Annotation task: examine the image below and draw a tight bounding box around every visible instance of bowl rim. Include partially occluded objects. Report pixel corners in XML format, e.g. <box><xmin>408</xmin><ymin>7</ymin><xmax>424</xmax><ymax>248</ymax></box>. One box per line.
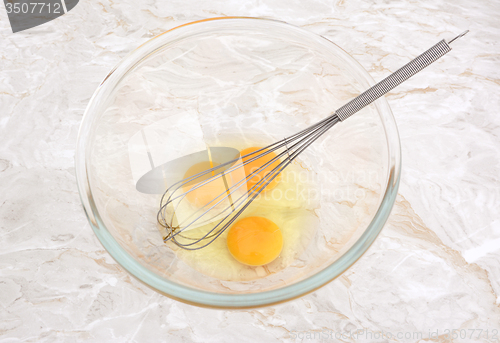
<box><xmin>75</xmin><ymin>16</ymin><xmax>401</xmax><ymax>309</ymax></box>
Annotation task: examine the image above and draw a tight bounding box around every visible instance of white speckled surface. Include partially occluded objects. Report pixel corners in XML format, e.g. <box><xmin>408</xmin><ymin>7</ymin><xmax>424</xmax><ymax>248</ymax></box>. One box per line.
<box><xmin>1</xmin><ymin>0</ymin><xmax>499</xmax><ymax>342</ymax></box>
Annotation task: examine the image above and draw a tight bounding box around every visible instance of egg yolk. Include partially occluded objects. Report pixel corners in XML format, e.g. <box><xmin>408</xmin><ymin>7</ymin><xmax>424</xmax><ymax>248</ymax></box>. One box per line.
<box><xmin>226</xmin><ymin>216</ymin><xmax>283</xmax><ymax>266</ymax></box>
<box><xmin>182</xmin><ymin>161</ymin><xmax>226</xmax><ymax>208</ymax></box>
<box><xmin>240</xmin><ymin>147</ymin><xmax>281</xmax><ymax>193</ymax></box>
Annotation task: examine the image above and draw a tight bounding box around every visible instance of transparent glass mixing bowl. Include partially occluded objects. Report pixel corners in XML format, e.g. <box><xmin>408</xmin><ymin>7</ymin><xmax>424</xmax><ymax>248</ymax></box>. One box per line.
<box><xmin>76</xmin><ymin>17</ymin><xmax>401</xmax><ymax>308</ymax></box>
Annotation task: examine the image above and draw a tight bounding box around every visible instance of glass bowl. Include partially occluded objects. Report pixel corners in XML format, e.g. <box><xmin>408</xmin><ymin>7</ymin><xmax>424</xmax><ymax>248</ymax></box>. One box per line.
<box><xmin>76</xmin><ymin>17</ymin><xmax>401</xmax><ymax>308</ymax></box>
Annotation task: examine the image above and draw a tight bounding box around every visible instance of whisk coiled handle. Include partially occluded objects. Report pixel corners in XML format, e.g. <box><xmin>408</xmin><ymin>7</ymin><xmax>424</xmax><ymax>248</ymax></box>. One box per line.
<box><xmin>335</xmin><ymin>39</ymin><xmax>452</xmax><ymax>121</ymax></box>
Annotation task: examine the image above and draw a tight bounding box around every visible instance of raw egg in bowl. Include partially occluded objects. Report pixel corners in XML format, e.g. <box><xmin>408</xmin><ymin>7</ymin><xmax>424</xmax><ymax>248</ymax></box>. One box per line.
<box><xmin>76</xmin><ymin>17</ymin><xmax>401</xmax><ymax>308</ymax></box>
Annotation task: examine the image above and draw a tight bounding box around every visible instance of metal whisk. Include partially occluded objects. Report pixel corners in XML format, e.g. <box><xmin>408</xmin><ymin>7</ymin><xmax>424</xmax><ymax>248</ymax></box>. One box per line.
<box><xmin>158</xmin><ymin>31</ymin><xmax>468</xmax><ymax>250</ymax></box>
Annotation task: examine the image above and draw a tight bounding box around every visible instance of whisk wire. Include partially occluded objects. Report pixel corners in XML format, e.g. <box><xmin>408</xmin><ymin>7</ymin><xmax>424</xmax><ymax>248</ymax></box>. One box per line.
<box><xmin>169</xmin><ymin>115</ymin><xmax>340</xmax><ymax>249</ymax></box>
<box><xmin>160</xmin><ymin>115</ymin><xmax>340</xmax><ymax>249</ymax></box>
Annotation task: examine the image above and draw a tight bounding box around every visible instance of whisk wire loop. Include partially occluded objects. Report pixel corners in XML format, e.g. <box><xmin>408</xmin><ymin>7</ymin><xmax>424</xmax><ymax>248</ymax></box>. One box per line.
<box><xmin>162</xmin><ymin>115</ymin><xmax>340</xmax><ymax>250</ymax></box>
<box><xmin>159</xmin><ymin>115</ymin><xmax>340</xmax><ymax>248</ymax></box>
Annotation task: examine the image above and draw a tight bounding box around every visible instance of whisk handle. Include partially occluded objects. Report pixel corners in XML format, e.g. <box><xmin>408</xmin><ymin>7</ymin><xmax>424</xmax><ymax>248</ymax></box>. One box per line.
<box><xmin>335</xmin><ymin>39</ymin><xmax>452</xmax><ymax>121</ymax></box>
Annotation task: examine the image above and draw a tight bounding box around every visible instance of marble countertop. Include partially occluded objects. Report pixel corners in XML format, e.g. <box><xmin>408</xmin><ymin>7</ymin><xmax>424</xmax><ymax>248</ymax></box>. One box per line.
<box><xmin>1</xmin><ymin>0</ymin><xmax>499</xmax><ymax>342</ymax></box>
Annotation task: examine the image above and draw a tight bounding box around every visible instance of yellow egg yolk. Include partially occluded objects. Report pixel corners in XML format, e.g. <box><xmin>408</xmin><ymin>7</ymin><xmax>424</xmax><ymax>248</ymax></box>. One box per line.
<box><xmin>240</xmin><ymin>147</ymin><xmax>281</xmax><ymax>192</ymax></box>
<box><xmin>226</xmin><ymin>216</ymin><xmax>283</xmax><ymax>266</ymax></box>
